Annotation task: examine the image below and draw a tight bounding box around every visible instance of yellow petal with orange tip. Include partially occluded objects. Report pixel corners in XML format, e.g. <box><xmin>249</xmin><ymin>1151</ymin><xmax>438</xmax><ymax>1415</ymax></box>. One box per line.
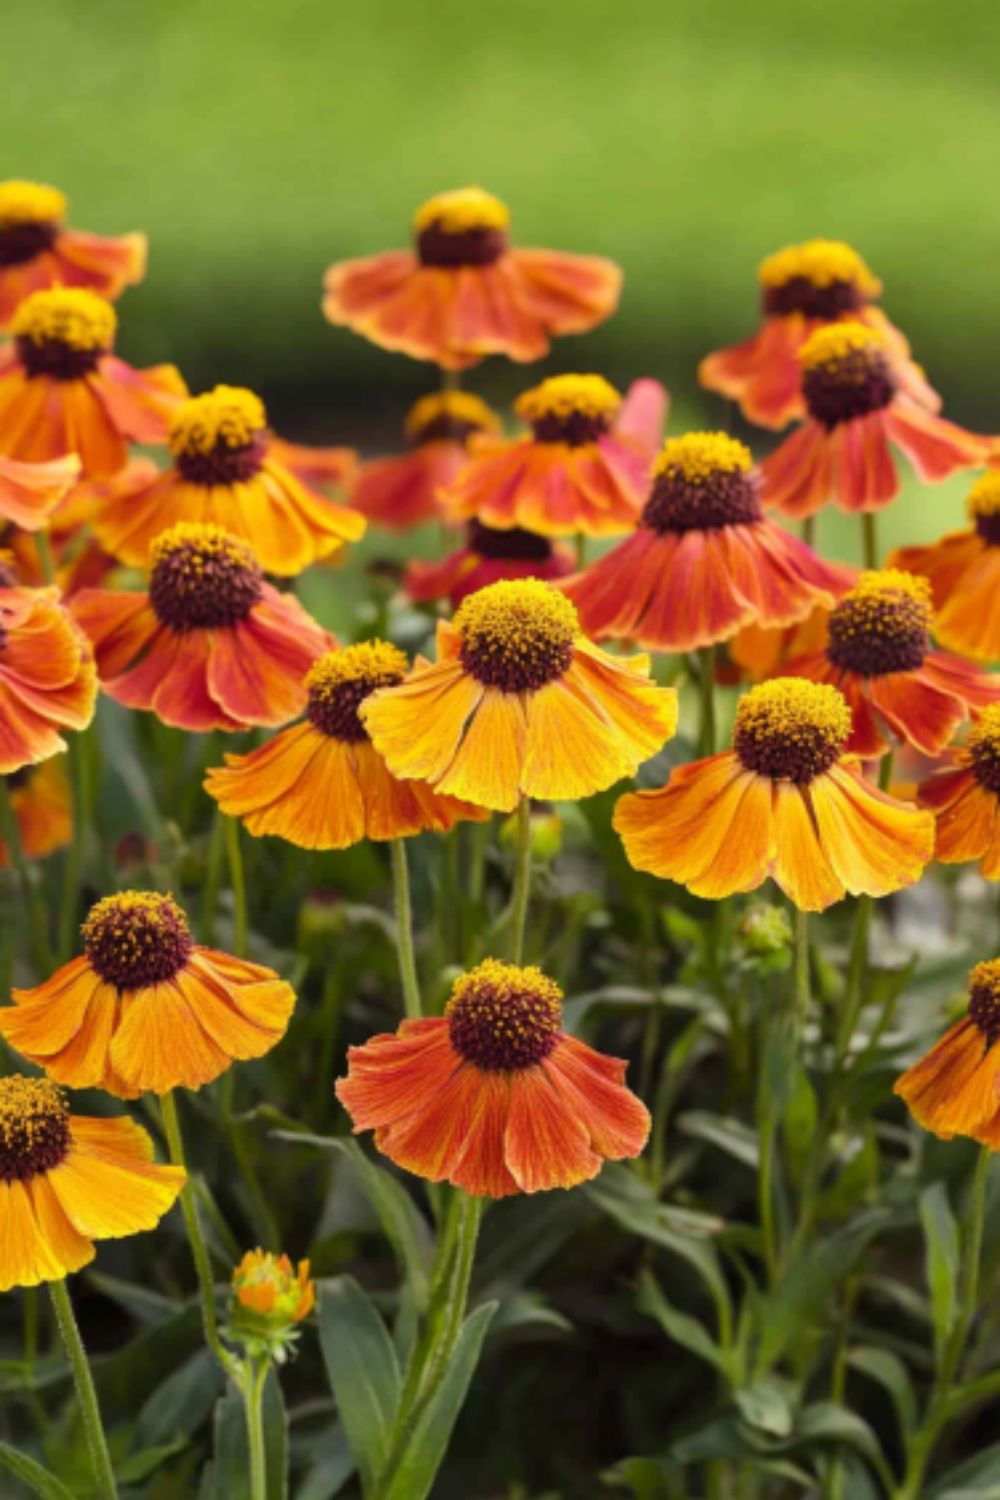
<box><xmin>47</xmin><ymin>1144</ymin><xmax>185</xmax><ymax>1240</ymax></box>
<box><xmin>613</xmin><ymin>753</ymin><xmax>757</xmax><ymax>886</ymax></box>
<box><xmin>812</xmin><ymin>765</ymin><xmax>934</xmax><ymax>897</ymax></box>
<box><xmin>434</xmin><ymin>689</ymin><xmax>527</xmax><ymax>811</ymax></box>
<box><xmin>771</xmin><ymin>782</ymin><xmax>844</xmax><ymax>912</ymax></box>
<box><xmin>894</xmin><ymin>1020</ymin><xmax>1000</xmax><ymax>1140</ymax></box>
<box><xmin>683</xmin><ymin>773</ymin><xmax>774</xmax><ymax>900</ymax></box>
<box><xmin>363</xmin><ymin>662</ymin><xmax>484</xmax><ymax>786</ymax></box>
<box><xmin>108</xmin><ymin>981</ymin><xmax>230</xmax><ymax>1096</ymax></box>
<box><xmin>0</xmin><ymin>1179</ymin><xmax>85</xmax><ymax>1292</ymax></box>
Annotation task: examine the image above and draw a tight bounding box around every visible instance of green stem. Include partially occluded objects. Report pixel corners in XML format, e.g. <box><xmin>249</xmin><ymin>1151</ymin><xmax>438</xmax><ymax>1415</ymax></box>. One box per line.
<box><xmin>160</xmin><ymin>1091</ymin><xmax>234</xmax><ymax>1376</ymax></box>
<box><xmin>34</xmin><ymin>530</ymin><xmax>56</xmax><ymax>585</ymax></box>
<box><xmin>793</xmin><ymin>907</ymin><xmax>810</xmax><ymax>1042</ymax></box>
<box><xmin>0</xmin><ymin>777</ymin><xmax>52</xmax><ymax>975</ymax></box>
<box><xmin>390</xmin><ymin>838</ymin><xmax>422</xmax><ymax>1019</ymax></box>
<box><xmin>58</xmin><ymin>731</ymin><xmax>89</xmax><ymax>962</ymax></box>
<box><xmin>48</xmin><ymin>1279</ymin><xmax>118</xmax><ymax>1500</ymax></box>
<box><xmin>243</xmin><ymin>1357</ymin><xmax>269</xmax><ymax>1500</ymax></box>
<box><xmin>225</xmin><ymin>816</ymin><xmax>248</xmax><ymax>957</ymax></box>
<box><xmin>697</xmin><ymin>645</ymin><xmax>716</xmax><ymax>757</ymax></box>
<box><xmin>800</xmin><ymin>515</ymin><xmax>817</xmax><ymax>550</ymax></box>
<box><xmin>508</xmin><ymin>796</ymin><xmax>532</xmax><ymax>965</ymax></box>
<box><xmin>861</xmin><ymin>511</ymin><xmax>879</xmax><ymax>571</ymax></box>
<box><xmin>200</xmin><ymin>808</ymin><xmax>227</xmax><ymax>945</ymax></box>
<box><xmin>574</xmin><ymin>533</ymin><xmax>587</xmax><ymax>570</ymax></box>
<box><xmin>758</xmin><ymin>1108</ymin><xmax>779</xmax><ymax>1286</ymax></box>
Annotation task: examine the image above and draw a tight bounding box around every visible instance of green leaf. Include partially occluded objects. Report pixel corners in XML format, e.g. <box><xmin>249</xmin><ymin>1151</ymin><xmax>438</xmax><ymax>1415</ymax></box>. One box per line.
<box><xmin>381</xmin><ymin>1300</ymin><xmax>497</xmax><ymax>1500</ymax></box>
<box><xmin>84</xmin><ymin>1271</ymin><xmax>176</xmax><ymax>1326</ymax></box>
<box><xmin>927</xmin><ymin>1439</ymin><xmax>1000</xmax><ymax>1496</ymax></box>
<box><xmin>0</xmin><ymin>1444</ymin><xmax>76</xmax><ymax>1500</ymax></box>
<box><xmin>677</xmin><ymin>1111</ymin><xmax>760</xmax><ymax>1169</ymax></box>
<box><xmin>296</xmin><ymin>1426</ymin><xmax>355</xmax><ymax>1500</ymax></box>
<box><xmin>199</xmin><ymin>1387</ymin><xmax>251</xmax><ymax>1500</ymax></box>
<box><xmin>847</xmin><ymin>1345</ymin><xmax>917</xmax><ymax>1440</ymax></box>
<box><xmin>795</xmin><ymin>1401</ymin><xmax>885</xmax><ymax>1469</ymax></box>
<box><xmin>262</xmin><ymin>1366</ymin><xmax>289</xmax><ymax>1500</ymax></box>
<box><xmin>636</xmin><ymin>1269</ymin><xmax>726</xmax><ymax>1373</ymax></box>
<box><xmin>781</xmin><ymin>1065</ymin><xmax>818</xmax><ymax>1183</ymax></box>
<box><xmin>318</xmin><ymin>1275</ymin><xmax>401</xmax><ymax>1494</ymax></box>
<box><xmin>601</xmin><ymin>1454</ymin><xmax>682</xmax><ymax>1498</ymax></box>
<box><xmin>920</xmin><ymin>1182</ymin><xmax>960</xmax><ymax>1359</ymax></box>
<box><xmin>115</xmin><ymin>1440</ymin><xmax>187</xmax><ymax>1484</ymax></box>
<box><xmin>132</xmin><ymin>1348</ymin><xmax>222</xmax><ymax>1450</ymax></box>
<box><xmin>734</xmin><ymin>1381</ymin><xmax>794</xmax><ymax>1439</ymax></box>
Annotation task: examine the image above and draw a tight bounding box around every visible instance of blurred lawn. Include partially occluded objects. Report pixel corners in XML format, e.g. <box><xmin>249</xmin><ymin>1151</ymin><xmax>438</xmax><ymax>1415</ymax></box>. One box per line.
<box><xmin>3</xmin><ymin>0</ymin><xmax>999</xmax><ymax>559</ymax></box>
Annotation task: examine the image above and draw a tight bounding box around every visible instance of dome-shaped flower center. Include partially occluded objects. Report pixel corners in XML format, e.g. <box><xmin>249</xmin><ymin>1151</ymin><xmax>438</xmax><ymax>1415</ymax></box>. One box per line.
<box><xmin>467</xmin><ymin>519</ymin><xmax>554</xmax><ymax>562</ymax></box>
<box><xmin>758</xmin><ymin>239</ymin><xmax>881</xmax><ymax>319</ymax></box>
<box><xmin>968</xmin><ymin>958</ymin><xmax>1000</xmax><ymax>1047</ymax></box>
<box><xmin>0</xmin><ymin>180</ymin><xmax>66</xmax><ymax>267</ymax></box>
<box><xmin>455</xmin><ymin>578</ymin><xmax>577</xmax><ymax>692</ymax></box>
<box><xmin>0</xmin><ymin>1077</ymin><xmax>71</xmax><ymax>1184</ymax></box>
<box><xmin>82</xmin><ymin>890</ymin><xmax>193</xmax><ymax>989</ymax></box>
<box><xmin>307</xmin><ymin>641</ymin><xmax>408</xmax><ymax>741</ymax></box>
<box><xmin>642</xmin><ymin>432</ymin><xmax>761</xmax><ymax>533</ymax></box>
<box><xmin>515</xmin><ymin>374</ymin><xmax>621</xmax><ymax>446</ymax></box>
<box><xmin>149</xmin><ymin>523</ymin><xmax>263</xmax><ymax>632</ymax></box>
<box><xmin>799</xmin><ymin>322</ymin><xmax>896</xmax><ymax>427</ymax></box>
<box><xmin>826</xmin><ymin>570</ymin><xmax>932</xmax><ymax>675</ymax></box>
<box><xmin>967</xmin><ymin>704</ymin><xmax>1000</xmax><ymax>794</ymax></box>
<box><xmin>12</xmin><ymin>287</ymin><xmax>116</xmax><ymax>379</ymax></box>
<box><xmin>414</xmin><ymin>186</ymin><xmax>510</xmax><ymax>267</ymax></box>
<box><xmin>966</xmin><ymin>471</ymin><xmax>1000</xmax><ymax>546</ymax></box>
<box><xmin>170</xmin><ymin>386</ymin><xmax>269</xmax><ymax>484</ymax></box>
<box><xmin>404</xmin><ymin>389</ymin><xmax>499</xmax><ymax>447</ymax></box>
<box><xmin>446</xmin><ymin>958</ymin><xmax>563</xmax><ymax>1070</ymax></box>
<box><xmin>733</xmin><ymin>677</ymin><xmax>851</xmax><ymax>782</ymax></box>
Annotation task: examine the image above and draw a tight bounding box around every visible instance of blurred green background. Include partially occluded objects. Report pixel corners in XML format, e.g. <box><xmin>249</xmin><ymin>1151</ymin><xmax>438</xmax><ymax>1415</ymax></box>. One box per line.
<box><xmin>4</xmin><ymin>0</ymin><xmax>999</xmax><ymax>562</ymax></box>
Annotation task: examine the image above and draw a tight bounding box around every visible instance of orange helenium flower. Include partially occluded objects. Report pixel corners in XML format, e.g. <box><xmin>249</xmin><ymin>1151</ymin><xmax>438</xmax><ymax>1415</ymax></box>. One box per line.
<box><xmin>231</xmin><ymin>1249</ymin><xmax>315</xmax><ymax>1324</ymax></box>
<box><xmin>0</xmin><ymin>452</ymin><xmax>80</xmax><ymax>532</ymax></box>
<box><xmin>1</xmin><ymin>757</ymin><xmax>71</xmax><ymax>867</ymax></box>
<box><xmin>322</xmin><ymin>186</ymin><xmax>622</xmax><ymax>370</ymax></box>
<box><xmin>894</xmin><ymin>959</ymin><xmax>1000</xmax><ymax>1146</ymax></box>
<box><xmin>0</xmin><ymin>890</ymin><xmax>297</xmax><ymax>1098</ymax></box>
<box><xmin>91</xmin><ymin>385</ymin><xmax>365</xmax><ymax>577</ymax></box>
<box><xmin>442</xmin><ymin>375</ymin><xmax>667</xmax><ymax>539</ymax></box>
<box><xmin>0</xmin><ymin>1075</ymin><xmax>185</xmax><ymax>1292</ymax></box>
<box><xmin>890</xmin><ymin>472</ymin><xmax>1000</xmax><ymax>662</ymax></box>
<box><xmin>614</xmin><ymin>678</ymin><xmax>934</xmax><ymax>912</ymax></box>
<box><xmin>725</xmin><ymin>604</ymin><xmax>838</xmax><ymax>685</ymax></box>
<box><xmin>71</xmin><ymin>523</ymin><xmax>333</xmax><ymax>732</ymax></box>
<box><xmin>0</xmin><ymin>586</ymin><xmax>96</xmax><ymax>773</ymax></box>
<box><xmin>760</xmin><ymin>324</ymin><xmax>988</xmax><ymax>519</ymax></box>
<box><xmin>0</xmin><ymin>288</ymin><xmax>185</xmax><ymax>478</ymax></box>
<box><xmin>699</xmin><ymin>239</ymin><xmax>939</xmax><ymax>430</ymax></box>
<box><xmin>353</xmin><ymin>390</ymin><xmax>500</xmax><ymax>531</ymax></box>
<box><xmin>918</xmin><ymin>705</ymin><xmax>1000</xmax><ymax>877</ymax></box>
<box><xmin>406</xmin><ymin>519</ymin><xmax>574</xmax><ymax>609</ymax></box>
<box><xmin>562</xmin><ymin>432</ymin><xmax>853</xmax><ymax>652</ymax></box>
<box><xmin>204</xmin><ymin>641</ymin><xmax>488</xmax><ymax>848</ymax></box>
<box><xmin>337</xmin><ymin>959</ymin><xmax>650</xmax><ymax>1196</ymax></box>
<box><xmin>780</xmin><ymin>570</ymin><xmax>1000</xmax><ymax>758</ymax></box>
<box><xmin>361</xmin><ymin>578</ymin><xmax>678</xmax><ymax>813</ymax></box>
<box><xmin>0</xmin><ymin>180</ymin><xmax>146</xmax><ymax>331</ymax></box>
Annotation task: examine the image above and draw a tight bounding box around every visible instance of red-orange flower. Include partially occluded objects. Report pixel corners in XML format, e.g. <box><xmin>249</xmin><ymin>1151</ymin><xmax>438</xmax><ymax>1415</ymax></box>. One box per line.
<box><xmin>353</xmin><ymin>390</ymin><xmax>500</xmax><ymax>531</ymax></box>
<box><xmin>725</xmin><ymin>604</ymin><xmax>837</xmax><ymax>685</ymax></box>
<box><xmin>760</xmin><ymin>324</ymin><xmax>988</xmax><ymax>519</ymax></box>
<box><xmin>0</xmin><ymin>586</ymin><xmax>96</xmax><ymax>773</ymax></box>
<box><xmin>890</xmin><ymin>472</ymin><xmax>1000</xmax><ymax>662</ymax></box>
<box><xmin>441</xmin><ymin>375</ymin><xmax>667</xmax><ymax>538</ymax></box>
<box><xmin>1</xmin><ymin>757</ymin><xmax>71</xmax><ymax>867</ymax></box>
<box><xmin>204</xmin><ymin>642</ymin><xmax>489</xmax><ymax>848</ymax></box>
<box><xmin>0</xmin><ymin>452</ymin><xmax>80</xmax><ymax>532</ymax></box>
<box><xmin>0</xmin><ymin>180</ymin><xmax>146</xmax><ymax>330</ymax></box>
<box><xmin>337</xmin><ymin>959</ymin><xmax>650</xmax><ymax>1197</ymax></box>
<box><xmin>699</xmin><ymin>239</ymin><xmax>939</xmax><ymax>430</ymax></box>
<box><xmin>322</xmin><ymin>187</ymin><xmax>622</xmax><ymax>369</ymax></box>
<box><xmin>917</xmin><ymin>705</ymin><xmax>1000</xmax><ymax>877</ymax></box>
<box><xmin>562</xmin><ymin>432</ymin><xmax>853</xmax><ymax>652</ymax></box>
<box><xmin>91</xmin><ymin>385</ymin><xmax>365</xmax><ymax>576</ymax></box>
<box><xmin>780</xmin><ymin>570</ymin><xmax>1000</xmax><ymax>758</ymax></box>
<box><xmin>614</xmin><ymin>678</ymin><xmax>934</xmax><ymax>912</ymax></box>
<box><xmin>406</xmin><ymin>520</ymin><xmax>574</xmax><ymax>609</ymax></box>
<box><xmin>894</xmin><ymin>959</ymin><xmax>1000</xmax><ymax>1146</ymax></box>
<box><xmin>0</xmin><ymin>288</ymin><xmax>185</xmax><ymax>478</ymax></box>
<box><xmin>71</xmin><ymin>523</ymin><xmax>333</xmax><ymax>732</ymax></box>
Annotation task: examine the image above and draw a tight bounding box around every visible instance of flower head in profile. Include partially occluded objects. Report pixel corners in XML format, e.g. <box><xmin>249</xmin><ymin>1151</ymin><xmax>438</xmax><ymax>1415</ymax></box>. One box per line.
<box><xmin>322</xmin><ymin>185</ymin><xmax>622</xmax><ymax>369</ymax></box>
<box><xmin>0</xmin><ymin>179</ymin><xmax>146</xmax><ymax>329</ymax></box>
<box><xmin>205</xmin><ymin>641</ymin><xmax>489</xmax><ymax>848</ymax></box>
<box><xmin>406</xmin><ymin>519</ymin><xmax>574</xmax><ymax>609</ymax></box>
<box><xmin>361</xmin><ymin>578</ymin><xmax>678</xmax><ymax>813</ymax></box>
<box><xmin>918</xmin><ymin>704</ymin><xmax>1000</xmax><ymax>877</ymax></box>
<box><xmin>0</xmin><ymin>890</ymin><xmax>296</xmax><ymax>1098</ymax></box>
<box><xmin>71</xmin><ymin>523</ymin><xmax>333</xmax><ymax>732</ymax></box>
<box><xmin>699</xmin><ymin>238</ymin><xmax>939</xmax><ymax>429</ymax></box>
<box><xmin>337</xmin><ymin>959</ymin><xmax>649</xmax><ymax>1196</ymax></box>
<box><xmin>890</xmin><ymin>472</ymin><xmax>1000</xmax><ymax>662</ymax></box>
<box><xmin>760</xmin><ymin>323</ymin><xmax>988</xmax><ymax>519</ymax></box>
<box><xmin>91</xmin><ymin>385</ymin><xmax>364</xmax><ymax>576</ymax></box>
<box><xmin>353</xmin><ymin>390</ymin><xmax>500</xmax><ymax>531</ymax></box>
<box><xmin>0</xmin><ymin>1074</ymin><xmax>184</xmax><ymax>1292</ymax></box>
<box><xmin>780</xmin><ymin>569</ymin><xmax>1000</xmax><ymax>757</ymax></box>
<box><xmin>563</xmin><ymin>431</ymin><xmax>852</xmax><ymax>651</ymax></box>
<box><xmin>0</xmin><ymin>287</ymin><xmax>186</xmax><ymax>478</ymax></box>
<box><xmin>442</xmin><ymin>375</ymin><xmax>667</xmax><ymax>538</ymax></box>
<box><xmin>895</xmin><ymin>959</ymin><xmax>1000</xmax><ymax>1146</ymax></box>
<box><xmin>614</xmin><ymin>678</ymin><xmax>934</xmax><ymax>912</ymax></box>
<box><xmin>0</xmin><ymin>585</ymin><xmax>97</xmax><ymax>774</ymax></box>
<box><xmin>1</xmin><ymin>757</ymin><xmax>71</xmax><ymax>867</ymax></box>
<box><xmin>228</xmin><ymin>1250</ymin><xmax>315</xmax><ymax>1361</ymax></box>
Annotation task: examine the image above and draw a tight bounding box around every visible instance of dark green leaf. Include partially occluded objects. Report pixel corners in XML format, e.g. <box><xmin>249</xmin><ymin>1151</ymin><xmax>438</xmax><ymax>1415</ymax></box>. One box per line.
<box><xmin>847</xmin><ymin>1345</ymin><xmax>917</xmax><ymax>1440</ymax></box>
<box><xmin>318</xmin><ymin>1275</ymin><xmax>400</xmax><ymax>1494</ymax></box>
<box><xmin>920</xmin><ymin>1182</ymin><xmax>960</xmax><ymax>1359</ymax></box>
<box><xmin>637</xmin><ymin>1270</ymin><xmax>726</xmax><ymax>1373</ymax></box>
<box><xmin>0</xmin><ymin>1444</ymin><xmax>76</xmax><ymax>1500</ymax></box>
<box><xmin>295</xmin><ymin>1425</ymin><xmax>355</xmax><ymax>1500</ymax></box>
<box><xmin>132</xmin><ymin>1348</ymin><xmax>222</xmax><ymax>1450</ymax></box>
<box><xmin>262</xmin><ymin>1366</ymin><xmax>289</xmax><ymax>1500</ymax></box>
<box><xmin>677</xmin><ymin>1111</ymin><xmax>760</xmax><ymax>1169</ymax></box>
<box><xmin>735</xmin><ymin>1381</ymin><xmax>794</xmax><ymax>1438</ymax></box>
<box><xmin>116</xmin><ymin>1440</ymin><xmax>187</xmax><ymax>1484</ymax></box>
